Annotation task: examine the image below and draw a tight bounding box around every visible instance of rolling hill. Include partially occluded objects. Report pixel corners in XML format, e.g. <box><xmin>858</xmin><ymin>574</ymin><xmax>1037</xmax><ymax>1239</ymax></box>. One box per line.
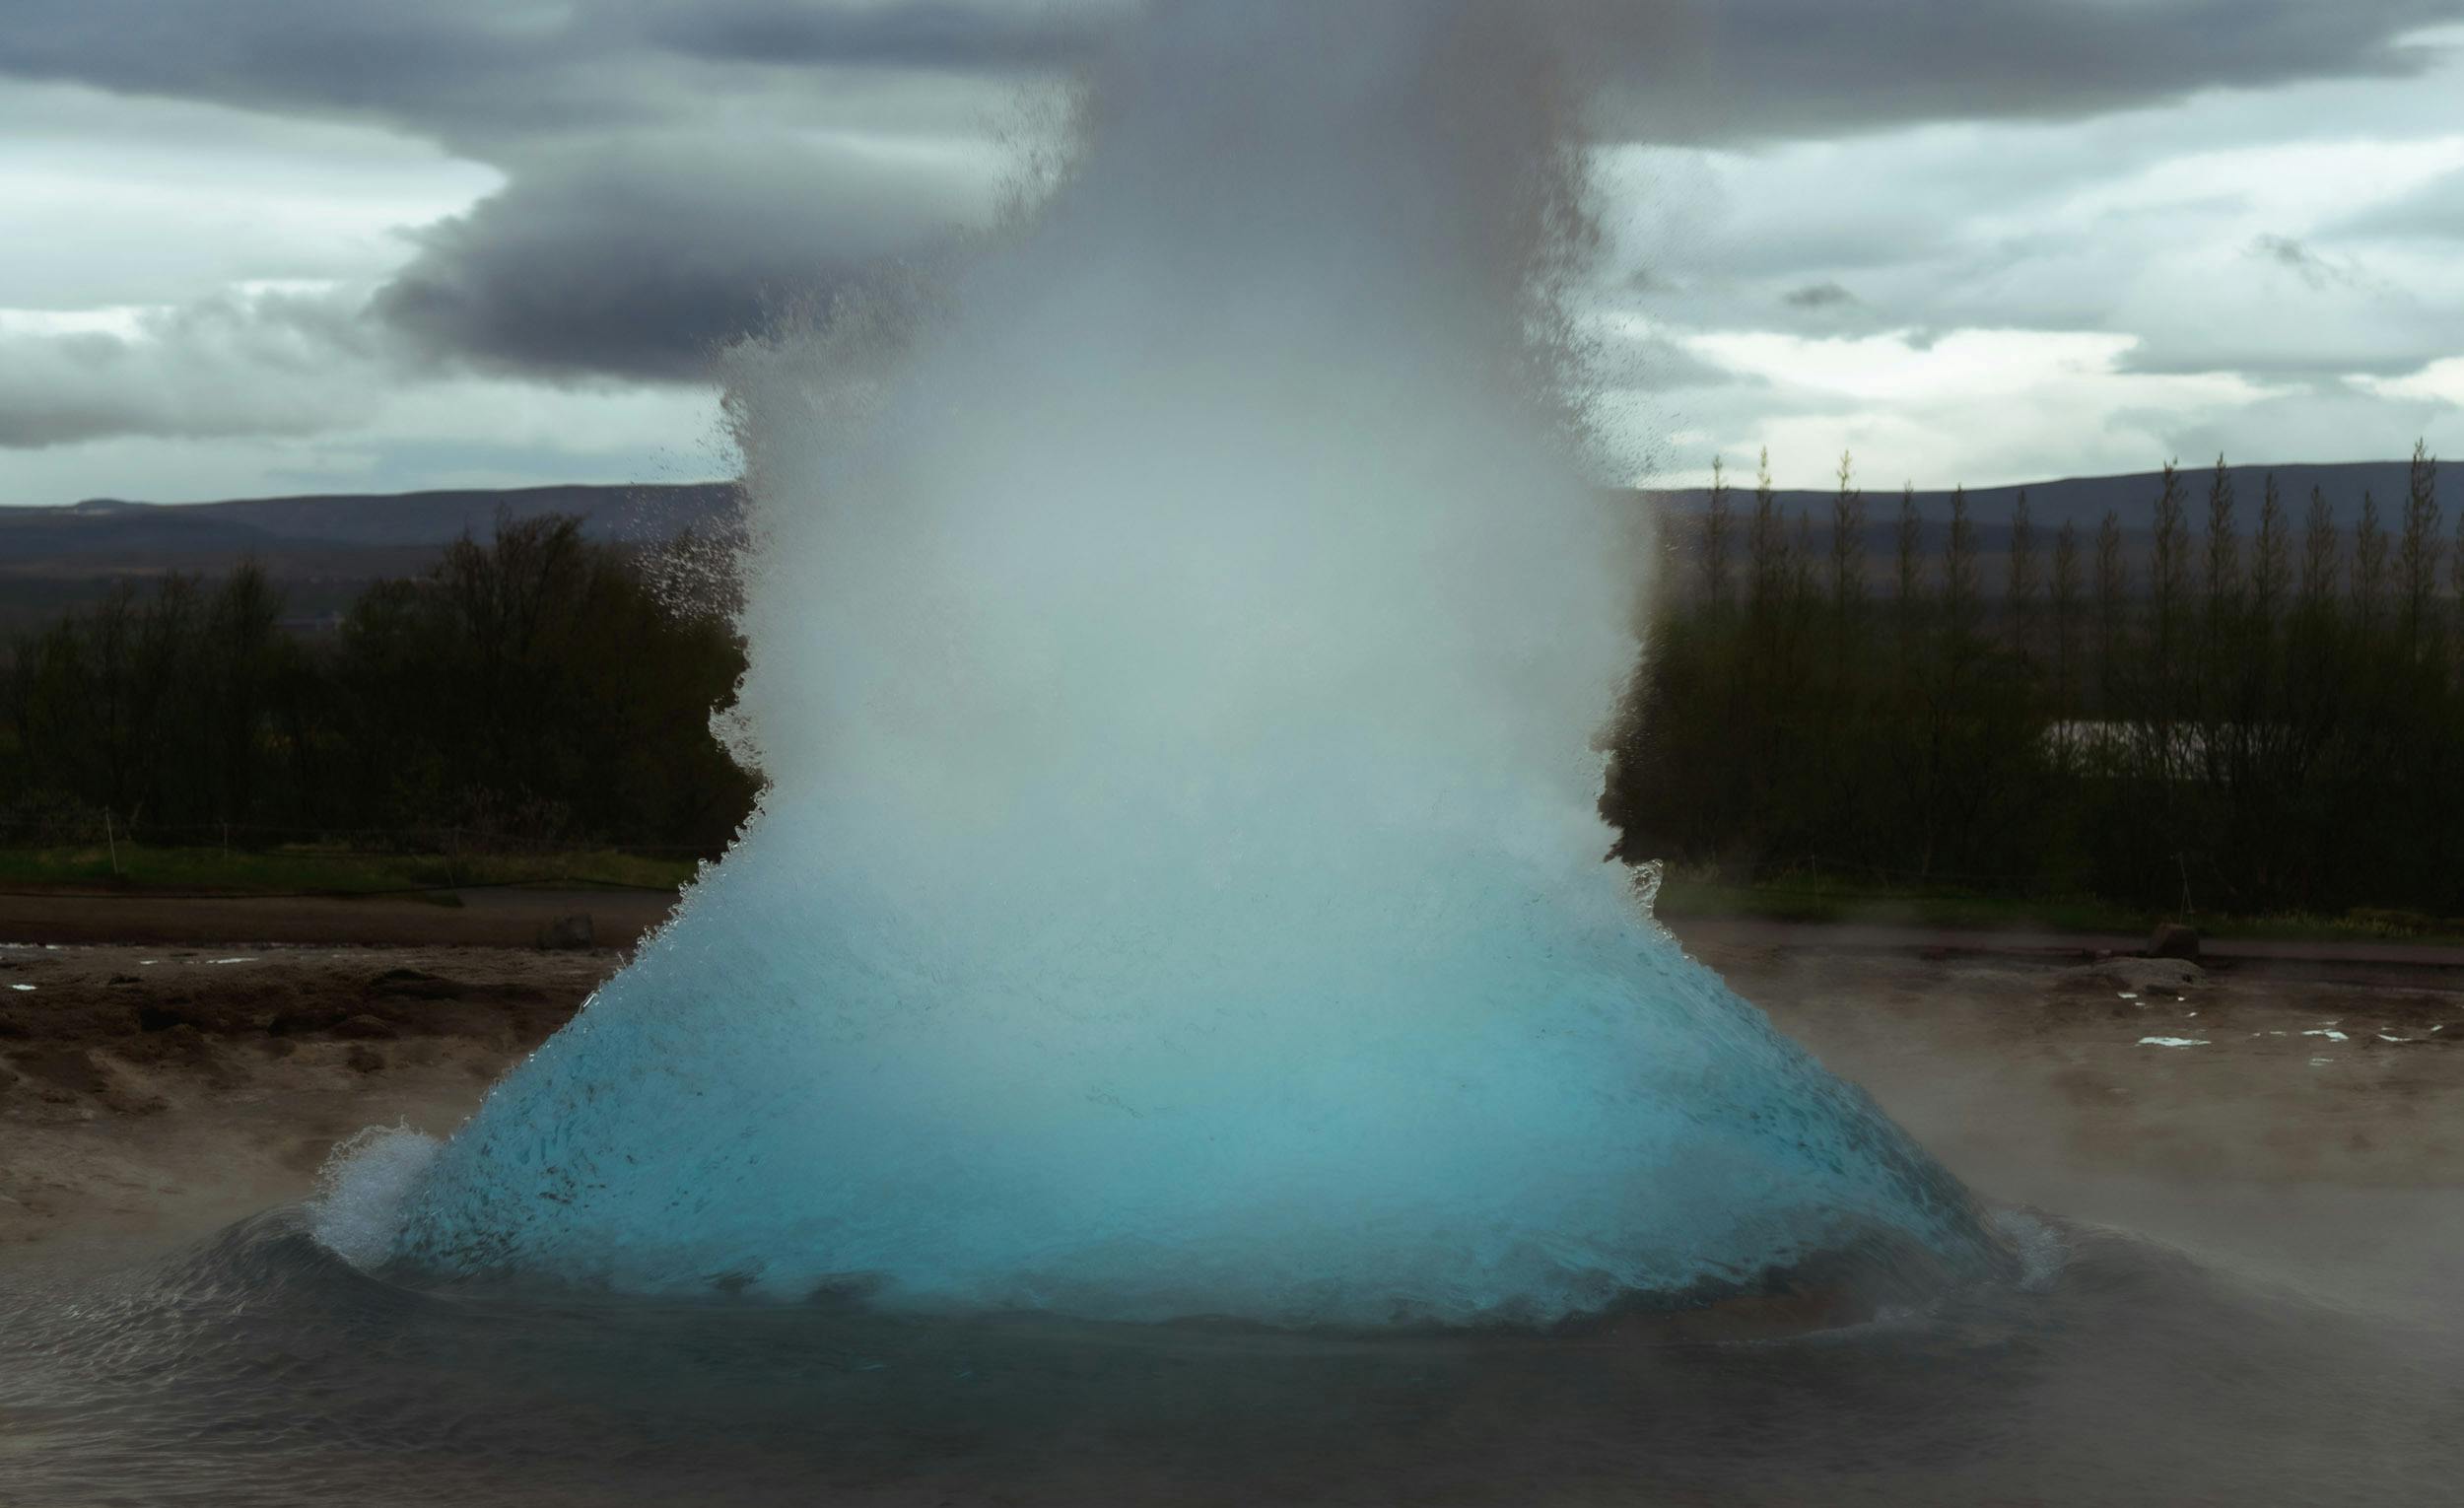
<box><xmin>0</xmin><ymin>460</ymin><xmax>2442</xmax><ymax>628</ymax></box>
<box><xmin>0</xmin><ymin>482</ymin><xmax>742</xmax><ymax>628</ymax></box>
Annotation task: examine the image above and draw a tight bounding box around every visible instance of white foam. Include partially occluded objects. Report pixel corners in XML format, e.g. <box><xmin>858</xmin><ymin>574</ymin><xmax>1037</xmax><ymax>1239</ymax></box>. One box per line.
<box><xmin>309</xmin><ymin>1125</ymin><xmax>444</xmax><ymax>1269</ymax></box>
<box><xmin>2139</xmin><ymin>1036</ymin><xmax>2208</xmax><ymax>1049</ymax></box>
<box><xmin>1988</xmin><ymin>1209</ymin><xmax>2069</xmax><ymax>1293</ymax></box>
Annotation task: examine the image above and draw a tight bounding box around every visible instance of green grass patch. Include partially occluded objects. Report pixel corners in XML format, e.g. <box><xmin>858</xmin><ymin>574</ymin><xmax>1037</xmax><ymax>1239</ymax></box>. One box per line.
<box><xmin>0</xmin><ymin>843</ymin><xmax>699</xmax><ymax>896</ymax></box>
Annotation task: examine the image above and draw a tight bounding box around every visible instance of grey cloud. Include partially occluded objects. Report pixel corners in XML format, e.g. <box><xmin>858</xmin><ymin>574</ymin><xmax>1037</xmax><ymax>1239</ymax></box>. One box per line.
<box><xmin>2165</xmin><ymin>381</ymin><xmax>2460</xmax><ymax>468</ymax></box>
<box><xmin>2116</xmin><ymin>337</ymin><xmax>2447</xmax><ymax>383</ymax></box>
<box><xmin>640</xmin><ymin>0</ymin><xmax>1129</xmax><ymax>69</ymax></box>
<box><xmin>2340</xmin><ymin>167</ymin><xmax>2464</xmax><ymax>241</ymax></box>
<box><xmin>0</xmin><ymin>2</ymin><xmax>1056</xmax><ymax>379</ymax></box>
<box><xmin>12</xmin><ymin>0</ymin><xmax>2462</xmax><ymax>400</ymax></box>
<box><xmin>0</xmin><ymin>292</ymin><xmax>384</xmax><ymax>448</ymax></box>
<box><xmin>1558</xmin><ymin>0</ymin><xmax>2464</xmax><ymax>143</ymax></box>
<box><xmin>1781</xmin><ymin>281</ymin><xmax>1856</xmax><ymax>309</ymax></box>
<box><xmin>372</xmin><ymin>136</ymin><xmax>991</xmax><ymax>380</ymax></box>
<box><xmin>2249</xmin><ymin>235</ymin><xmax>2358</xmax><ymax>291</ymax></box>
<box><xmin>0</xmin><ymin>1</ymin><xmax>621</xmax><ymax>145</ymax></box>
<box><xmin>7</xmin><ymin>0</ymin><xmax>2459</xmax><ymax>154</ymax></box>
<box><xmin>1595</xmin><ymin>328</ymin><xmax>1749</xmax><ymax>394</ymax></box>
<box><xmin>0</xmin><ymin>1</ymin><xmax>1095</xmax><ymax>148</ymax></box>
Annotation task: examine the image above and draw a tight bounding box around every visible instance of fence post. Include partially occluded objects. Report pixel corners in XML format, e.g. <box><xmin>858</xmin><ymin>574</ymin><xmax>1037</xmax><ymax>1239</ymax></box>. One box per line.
<box><xmin>103</xmin><ymin>809</ymin><xmax>121</xmax><ymax>879</ymax></box>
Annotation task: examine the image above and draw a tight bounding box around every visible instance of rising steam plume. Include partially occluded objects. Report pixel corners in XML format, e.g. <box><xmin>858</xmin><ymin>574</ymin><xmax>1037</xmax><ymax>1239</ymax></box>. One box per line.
<box><xmin>332</xmin><ymin>0</ymin><xmax>2005</xmax><ymax>1327</ymax></box>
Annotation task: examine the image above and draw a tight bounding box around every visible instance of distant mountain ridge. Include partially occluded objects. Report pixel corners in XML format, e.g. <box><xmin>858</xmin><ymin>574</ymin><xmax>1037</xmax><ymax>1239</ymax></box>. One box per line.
<box><xmin>1638</xmin><ymin>459</ymin><xmax>2436</xmax><ymax>533</ymax></box>
<box><xmin>0</xmin><ymin>481</ymin><xmax>746</xmax><ymax>629</ymax></box>
<box><xmin>0</xmin><ymin>461</ymin><xmax>2442</xmax><ymax>602</ymax></box>
<box><xmin>1</xmin><ymin>482</ymin><xmax>741</xmax><ymax>571</ymax></box>
<box><xmin>1633</xmin><ymin>460</ymin><xmax>2449</xmax><ymax>571</ymax></box>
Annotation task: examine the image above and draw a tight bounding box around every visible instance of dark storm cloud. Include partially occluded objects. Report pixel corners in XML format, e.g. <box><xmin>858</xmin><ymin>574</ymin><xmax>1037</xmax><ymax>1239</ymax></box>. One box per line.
<box><xmin>372</xmin><ymin>136</ymin><xmax>990</xmax><ymax>380</ymax></box>
<box><xmin>0</xmin><ymin>1</ymin><xmax>621</xmax><ymax>143</ymax></box>
<box><xmin>9</xmin><ymin>0</ymin><xmax>2457</xmax><ymax>151</ymax></box>
<box><xmin>1559</xmin><ymin>0</ymin><xmax>2464</xmax><ymax>143</ymax></box>
<box><xmin>0</xmin><ymin>2</ymin><xmax>1100</xmax><ymax>145</ymax></box>
<box><xmin>8</xmin><ymin>0</ymin><xmax>2459</xmax><ymax>386</ymax></box>
<box><xmin>642</xmin><ymin>0</ymin><xmax>1126</xmax><ymax>69</ymax></box>
<box><xmin>0</xmin><ymin>2</ymin><xmax>1077</xmax><ymax>378</ymax></box>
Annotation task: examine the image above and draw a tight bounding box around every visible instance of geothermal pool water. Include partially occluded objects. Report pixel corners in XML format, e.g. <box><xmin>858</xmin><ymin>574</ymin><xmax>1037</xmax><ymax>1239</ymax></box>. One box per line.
<box><xmin>5</xmin><ymin>2</ymin><xmax>2457</xmax><ymax>1502</ymax></box>
<box><xmin>4</xmin><ymin>1202</ymin><xmax>2457</xmax><ymax>1506</ymax></box>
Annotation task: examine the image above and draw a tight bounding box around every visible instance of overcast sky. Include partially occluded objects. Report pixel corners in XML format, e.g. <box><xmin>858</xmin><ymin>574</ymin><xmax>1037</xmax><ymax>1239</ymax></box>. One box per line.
<box><xmin>2</xmin><ymin>0</ymin><xmax>2461</xmax><ymax>504</ymax></box>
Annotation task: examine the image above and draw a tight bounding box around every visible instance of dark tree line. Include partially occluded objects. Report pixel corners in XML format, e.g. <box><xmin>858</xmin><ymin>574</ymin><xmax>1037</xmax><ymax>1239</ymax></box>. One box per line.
<box><xmin>1604</xmin><ymin>443</ymin><xmax>2464</xmax><ymax>918</ymax></box>
<box><xmin>1</xmin><ymin>515</ymin><xmax>758</xmax><ymax>854</ymax></box>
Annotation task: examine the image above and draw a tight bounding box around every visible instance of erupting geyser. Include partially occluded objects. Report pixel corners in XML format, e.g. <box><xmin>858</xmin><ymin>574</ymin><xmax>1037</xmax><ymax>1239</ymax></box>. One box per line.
<box><xmin>333</xmin><ymin>0</ymin><xmax>2006</xmax><ymax>1326</ymax></box>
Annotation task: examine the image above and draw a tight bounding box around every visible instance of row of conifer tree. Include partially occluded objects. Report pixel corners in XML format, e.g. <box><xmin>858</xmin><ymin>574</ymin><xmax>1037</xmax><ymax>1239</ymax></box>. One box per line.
<box><xmin>1601</xmin><ymin>442</ymin><xmax>2462</xmax><ymax>918</ymax></box>
<box><xmin>1</xmin><ymin>516</ymin><xmax>757</xmax><ymax>856</ymax></box>
<box><xmin>11</xmin><ymin>457</ymin><xmax>2462</xmax><ymax>919</ymax></box>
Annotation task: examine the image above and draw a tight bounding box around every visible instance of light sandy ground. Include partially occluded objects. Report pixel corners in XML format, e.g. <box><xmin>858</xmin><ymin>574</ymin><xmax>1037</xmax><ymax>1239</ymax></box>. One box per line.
<box><xmin>4</xmin><ymin>925</ymin><xmax>2461</xmax><ymax>1305</ymax></box>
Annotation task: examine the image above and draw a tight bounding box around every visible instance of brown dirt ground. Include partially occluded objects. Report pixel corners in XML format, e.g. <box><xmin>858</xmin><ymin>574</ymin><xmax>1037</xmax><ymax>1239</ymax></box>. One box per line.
<box><xmin>0</xmin><ymin>887</ymin><xmax>679</xmax><ymax>948</ymax></box>
<box><xmin>0</xmin><ymin>942</ymin><xmax>619</xmax><ymax>1256</ymax></box>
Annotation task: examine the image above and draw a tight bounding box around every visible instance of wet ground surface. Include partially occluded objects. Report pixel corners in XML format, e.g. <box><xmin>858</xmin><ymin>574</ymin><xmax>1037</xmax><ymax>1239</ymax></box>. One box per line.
<box><xmin>5</xmin><ymin>1204</ymin><xmax>2454</xmax><ymax>1508</ymax></box>
<box><xmin>1677</xmin><ymin>915</ymin><xmax>2464</xmax><ymax>970</ymax></box>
